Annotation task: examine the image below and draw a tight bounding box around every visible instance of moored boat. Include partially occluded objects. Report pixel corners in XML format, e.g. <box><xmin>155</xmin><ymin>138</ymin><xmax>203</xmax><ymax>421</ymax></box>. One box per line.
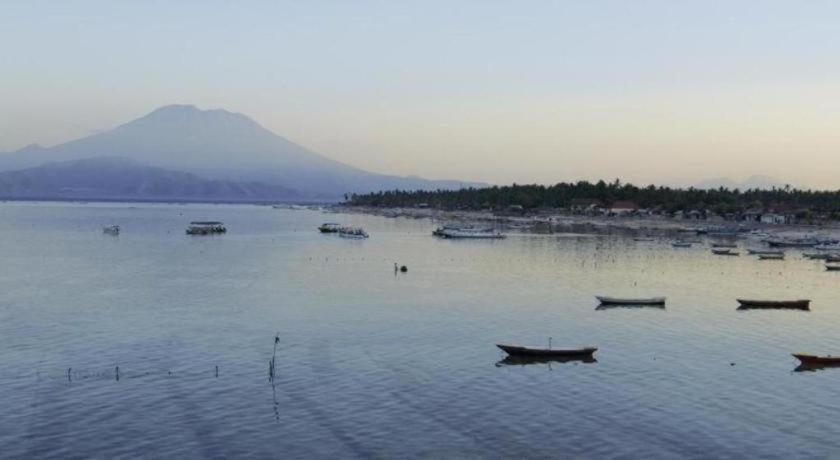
<box><xmin>186</xmin><ymin>221</ymin><xmax>226</xmax><ymax>235</ymax></box>
<box><xmin>596</xmin><ymin>296</ymin><xmax>666</xmax><ymax>306</ymax></box>
<box><xmin>711</xmin><ymin>243</ymin><xmax>737</xmax><ymax>248</ymax></box>
<box><xmin>736</xmin><ymin>299</ymin><xmax>810</xmax><ymax>310</ymax></box>
<box><xmin>672</xmin><ymin>241</ymin><xmax>692</xmax><ymax>248</ymax></box>
<box><xmin>792</xmin><ymin>353</ymin><xmax>840</xmax><ymax>365</ymax></box>
<box><xmin>338</xmin><ymin>226</ymin><xmax>369</xmax><ymax>239</ymax></box>
<box><xmin>496</xmin><ymin>343</ymin><xmax>597</xmax><ymax>358</ymax></box>
<box><xmin>766</xmin><ymin>238</ymin><xmax>817</xmax><ymax>248</ymax></box>
<box><xmin>441</xmin><ymin>228</ymin><xmax>505</xmax><ymax>239</ymax></box>
<box><xmin>746</xmin><ymin>249</ymin><xmax>784</xmax><ymax>256</ymax></box>
<box><xmin>826</xmin><ymin>264</ymin><xmax>840</xmax><ymax>271</ymax></box>
<box><xmin>758</xmin><ymin>253</ymin><xmax>784</xmax><ymax>260</ymax></box>
<box><xmin>712</xmin><ymin>248</ymin><xmax>739</xmax><ymax>256</ymax></box>
<box><xmin>318</xmin><ymin>223</ymin><xmax>341</xmax><ymax>233</ymax></box>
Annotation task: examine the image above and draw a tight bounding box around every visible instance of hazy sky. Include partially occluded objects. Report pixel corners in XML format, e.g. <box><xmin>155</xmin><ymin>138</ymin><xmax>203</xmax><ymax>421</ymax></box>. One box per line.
<box><xmin>2</xmin><ymin>1</ymin><xmax>840</xmax><ymax>188</ymax></box>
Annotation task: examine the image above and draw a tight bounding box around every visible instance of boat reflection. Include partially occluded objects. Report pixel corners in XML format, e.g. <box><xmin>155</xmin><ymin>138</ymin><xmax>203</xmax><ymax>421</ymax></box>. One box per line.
<box><xmin>794</xmin><ymin>363</ymin><xmax>840</xmax><ymax>373</ymax></box>
<box><xmin>495</xmin><ymin>355</ymin><xmax>597</xmax><ymax>367</ymax></box>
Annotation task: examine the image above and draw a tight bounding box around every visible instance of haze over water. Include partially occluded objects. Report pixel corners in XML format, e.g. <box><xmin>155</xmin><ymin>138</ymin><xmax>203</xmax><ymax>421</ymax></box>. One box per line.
<box><xmin>1</xmin><ymin>202</ymin><xmax>839</xmax><ymax>458</ymax></box>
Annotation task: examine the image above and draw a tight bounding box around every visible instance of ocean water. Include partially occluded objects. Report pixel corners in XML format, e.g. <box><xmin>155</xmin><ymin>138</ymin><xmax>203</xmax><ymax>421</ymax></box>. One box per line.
<box><xmin>1</xmin><ymin>201</ymin><xmax>839</xmax><ymax>459</ymax></box>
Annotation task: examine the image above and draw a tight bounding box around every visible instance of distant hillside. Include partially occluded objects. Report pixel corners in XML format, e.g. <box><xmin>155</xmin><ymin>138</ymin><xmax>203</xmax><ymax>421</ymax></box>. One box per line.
<box><xmin>0</xmin><ymin>157</ymin><xmax>300</xmax><ymax>201</ymax></box>
<box><xmin>0</xmin><ymin>105</ymin><xmax>481</xmax><ymax>199</ymax></box>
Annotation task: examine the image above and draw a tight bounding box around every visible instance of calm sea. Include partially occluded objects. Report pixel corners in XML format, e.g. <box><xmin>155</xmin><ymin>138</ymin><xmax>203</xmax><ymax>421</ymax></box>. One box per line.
<box><xmin>1</xmin><ymin>201</ymin><xmax>839</xmax><ymax>459</ymax></box>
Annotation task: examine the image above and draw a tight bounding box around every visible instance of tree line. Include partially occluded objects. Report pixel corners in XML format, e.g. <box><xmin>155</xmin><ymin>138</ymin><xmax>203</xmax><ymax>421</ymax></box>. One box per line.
<box><xmin>346</xmin><ymin>180</ymin><xmax>840</xmax><ymax>218</ymax></box>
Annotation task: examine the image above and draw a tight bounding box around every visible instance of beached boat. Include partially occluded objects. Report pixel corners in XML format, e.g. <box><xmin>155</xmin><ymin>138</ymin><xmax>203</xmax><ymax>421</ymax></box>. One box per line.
<box><xmin>338</xmin><ymin>227</ymin><xmax>369</xmax><ymax>239</ymax></box>
<box><xmin>826</xmin><ymin>264</ymin><xmax>840</xmax><ymax>271</ymax></box>
<box><xmin>712</xmin><ymin>248</ymin><xmax>739</xmax><ymax>256</ymax></box>
<box><xmin>804</xmin><ymin>252</ymin><xmax>832</xmax><ymax>260</ymax></box>
<box><xmin>496</xmin><ymin>343</ymin><xmax>597</xmax><ymax>358</ymax></box>
<box><xmin>633</xmin><ymin>237</ymin><xmax>655</xmax><ymax>242</ymax></box>
<box><xmin>736</xmin><ymin>299</ymin><xmax>810</xmax><ymax>310</ymax></box>
<box><xmin>441</xmin><ymin>228</ymin><xmax>505</xmax><ymax>239</ymax></box>
<box><xmin>746</xmin><ymin>249</ymin><xmax>784</xmax><ymax>256</ymax></box>
<box><xmin>318</xmin><ymin>223</ymin><xmax>341</xmax><ymax>233</ymax></box>
<box><xmin>672</xmin><ymin>241</ymin><xmax>692</xmax><ymax>248</ymax></box>
<box><xmin>103</xmin><ymin>224</ymin><xmax>120</xmax><ymax>235</ymax></box>
<box><xmin>792</xmin><ymin>353</ymin><xmax>840</xmax><ymax>365</ymax></box>
<box><xmin>186</xmin><ymin>221</ymin><xmax>226</xmax><ymax>235</ymax></box>
<box><xmin>596</xmin><ymin>296</ymin><xmax>666</xmax><ymax>306</ymax></box>
<box><xmin>814</xmin><ymin>243</ymin><xmax>840</xmax><ymax>251</ymax></box>
<box><xmin>758</xmin><ymin>253</ymin><xmax>784</xmax><ymax>260</ymax></box>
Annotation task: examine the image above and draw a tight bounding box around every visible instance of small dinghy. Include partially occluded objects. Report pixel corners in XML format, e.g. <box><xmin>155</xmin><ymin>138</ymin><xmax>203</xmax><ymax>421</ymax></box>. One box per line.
<box><xmin>758</xmin><ymin>253</ymin><xmax>784</xmax><ymax>260</ymax></box>
<box><xmin>596</xmin><ymin>296</ymin><xmax>666</xmax><ymax>306</ymax></box>
<box><xmin>496</xmin><ymin>343</ymin><xmax>597</xmax><ymax>358</ymax></box>
<box><xmin>736</xmin><ymin>299</ymin><xmax>810</xmax><ymax>310</ymax></box>
<box><xmin>747</xmin><ymin>249</ymin><xmax>784</xmax><ymax>256</ymax></box>
<box><xmin>793</xmin><ymin>353</ymin><xmax>840</xmax><ymax>366</ymax></box>
<box><xmin>712</xmin><ymin>248</ymin><xmax>739</xmax><ymax>256</ymax></box>
<box><xmin>672</xmin><ymin>241</ymin><xmax>692</xmax><ymax>248</ymax></box>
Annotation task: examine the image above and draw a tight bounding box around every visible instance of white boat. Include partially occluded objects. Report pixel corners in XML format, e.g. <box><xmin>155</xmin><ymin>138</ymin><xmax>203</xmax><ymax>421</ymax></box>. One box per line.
<box><xmin>596</xmin><ymin>296</ymin><xmax>666</xmax><ymax>306</ymax></box>
<box><xmin>338</xmin><ymin>227</ymin><xmax>369</xmax><ymax>239</ymax></box>
<box><xmin>441</xmin><ymin>228</ymin><xmax>505</xmax><ymax>239</ymax></box>
<box><xmin>103</xmin><ymin>224</ymin><xmax>120</xmax><ymax>235</ymax></box>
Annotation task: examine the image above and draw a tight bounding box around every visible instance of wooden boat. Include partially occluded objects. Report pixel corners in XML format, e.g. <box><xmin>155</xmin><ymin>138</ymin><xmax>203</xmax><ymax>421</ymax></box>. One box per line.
<box><xmin>496</xmin><ymin>343</ymin><xmax>597</xmax><ymax>358</ymax></box>
<box><xmin>495</xmin><ymin>354</ymin><xmax>596</xmax><ymax>366</ymax></box>
<box><xmin>711</xmin><ymin>243</ymin><xmax>737</xmax><ymax>248</ymax></box>
<box><xmin>596</xmin><ymin>296</ymin><xmax>666</xmax><ymax>306</ymax></box>
<box><xmin>441</xmin><ymin>228</ymin><xmax>505</xmax><ymax>239</ymax></box>
<box><xmin>746</xmin><ymin>249</ymin><xmax>784</xmax><ymax>256</ymax></box>
<box><xmin>758</xmin><ymin>253</ymin><xmax>784</xmax><ymax>260</ymax></box>
<box><xmin>826</xmin><ymin>264</ymin><xmax>840</xmax><ymax>271</ymax></box>
<box><xmin>672</xmin><ymin>241</ymin><xmax>692</xmax><ymax>248</ymax></box>
<box><xmin>792</xmin><ymin>353</ymin><xmax>840</xmax><ymax>366</ymax></box>
<box><xmin>186</xmin><ymin>221</ymin><xmax>226</xmax><ymax>235</ymax></box>
<box><xmin>712</xmin><ymin>248</ymin><xmax>739</xmax><ymax>256</ymax></box>
<box><xmin>736</xmin><ymin>299</ymin><xmax>810</xmax><ymax>310</ymax></box>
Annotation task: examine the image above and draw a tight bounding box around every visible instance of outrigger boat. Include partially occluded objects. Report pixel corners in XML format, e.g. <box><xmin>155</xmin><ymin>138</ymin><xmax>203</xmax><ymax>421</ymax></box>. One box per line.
<box><xmin>672</xmin><ymin>241</ymin><xmax>692</xmax><ymax>248</ymax></box>
<box><xmin>596</xmin><ymin>296</ymin><xmax>666</xmax><ymax>306</ymax></box>
<box><xmin>496</xmin><ymin>343</ymin><xmax>597</xmax><ymax>358</ymax></box>
<box><xmin>736</xmin><ymin>299</ymin><xmax>810</xmax><ymax>310</ymax></box>
<box><xmin>712</xmin><ymin>248</ymin><xmax>739</xmax><ymax>256</ymax></box>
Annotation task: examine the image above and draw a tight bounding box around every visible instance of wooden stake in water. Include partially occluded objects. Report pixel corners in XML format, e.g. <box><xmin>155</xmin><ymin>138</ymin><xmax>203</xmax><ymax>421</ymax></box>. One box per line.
<box><xmin>549</xmin><ymin>337</ymin><xmax>552</xmax><ymax>350</ymax></box>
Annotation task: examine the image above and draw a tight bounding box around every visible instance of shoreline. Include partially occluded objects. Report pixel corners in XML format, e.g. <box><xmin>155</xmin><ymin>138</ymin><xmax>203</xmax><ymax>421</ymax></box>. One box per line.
<box><xmin>335</xmin><ymin>205</ymin><xmax>840</xmax><ymax>239</ymax></box>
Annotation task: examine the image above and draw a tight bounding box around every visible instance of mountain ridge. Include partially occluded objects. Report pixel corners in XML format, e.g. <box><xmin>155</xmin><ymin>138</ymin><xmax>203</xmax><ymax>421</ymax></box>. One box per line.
<box><xmin>0</xmin><ymin>105</ymin><xmax>482</xmax><ymax>199</ymax></box>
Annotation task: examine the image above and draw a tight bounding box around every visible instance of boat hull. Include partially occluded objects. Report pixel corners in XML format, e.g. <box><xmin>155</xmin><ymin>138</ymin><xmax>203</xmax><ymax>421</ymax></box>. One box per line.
<box><xmin>596</xmin><ymin>296</ymin><xmax>666</xmax><ymax>306</ymax></box>
<box><xmin>793</xmin><ymin>353</ymin><xmax>840</xmax><ymax>365</ymax></box>
<box><xmin>496</xmin><ymin>344</ymin><xmax>597</xmax><ymax>358</ymax></box>
<box><xmin>736</xmin><ymin>299</ymin><xmax>810</xmax><ymax>310</ymax></box>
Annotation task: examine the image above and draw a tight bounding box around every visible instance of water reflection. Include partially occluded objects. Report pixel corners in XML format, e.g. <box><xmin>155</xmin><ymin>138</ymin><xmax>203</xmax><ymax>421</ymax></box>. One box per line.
<box><xmin>793</xmin><ymin>363</ymin><xmax>840</xmax><ymax>373</ymax></box>
<box><xmin>495</xmin><ymin>355</ymin><xmax>597</xmax><ymax>367</ymax></box>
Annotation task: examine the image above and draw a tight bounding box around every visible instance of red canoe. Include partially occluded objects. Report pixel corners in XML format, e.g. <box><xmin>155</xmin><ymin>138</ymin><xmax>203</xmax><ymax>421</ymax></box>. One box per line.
<box><xmin>793</xmin><ymin>353</ymin><xmax>840</xmax><ymax>365</ymax></box>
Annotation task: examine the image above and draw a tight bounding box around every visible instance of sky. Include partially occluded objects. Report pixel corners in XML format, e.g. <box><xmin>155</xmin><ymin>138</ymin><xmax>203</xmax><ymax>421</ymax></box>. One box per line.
<box><xmin>1</xmin><ymin>0</ymin><xmax>840</xmax><ymax>189</ymax></box>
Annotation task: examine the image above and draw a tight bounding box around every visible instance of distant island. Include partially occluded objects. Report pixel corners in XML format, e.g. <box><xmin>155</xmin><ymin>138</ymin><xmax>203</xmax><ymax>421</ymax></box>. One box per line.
<box><xmin>346</xmin><ymin>180</ymin><xmax>840</xmax><ymax>223</ymax></box>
